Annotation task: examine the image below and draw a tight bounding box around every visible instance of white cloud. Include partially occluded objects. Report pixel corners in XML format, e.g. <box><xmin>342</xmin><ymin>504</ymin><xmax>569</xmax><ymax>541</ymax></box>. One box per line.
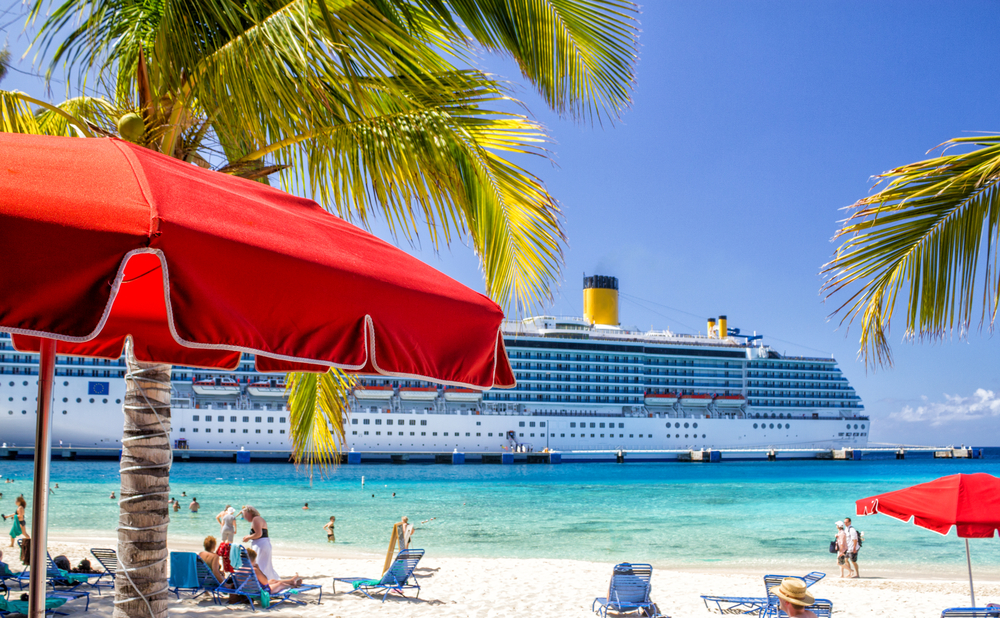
<box><xmin>891</xmin><ymin>389</ymin><xmax>1000</xmax><ymax>426</ymax></box>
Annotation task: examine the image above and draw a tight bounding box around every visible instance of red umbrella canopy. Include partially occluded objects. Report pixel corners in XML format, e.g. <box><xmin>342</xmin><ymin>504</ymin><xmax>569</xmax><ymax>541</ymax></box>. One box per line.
<box><xmin>0</xmin><ymin>133</ymin><xmax>514</xmax><ymax>389</ymax></box>
<box><xmin>856</xmin><ymin>473</ymin><xmax>1000</xmax><ymax>538</ymax></box>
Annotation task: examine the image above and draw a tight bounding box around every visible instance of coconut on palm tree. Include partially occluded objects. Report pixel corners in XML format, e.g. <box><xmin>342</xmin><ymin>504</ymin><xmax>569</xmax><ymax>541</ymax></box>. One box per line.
<box><xmin>4</xmin><ymin>1</ymin><xmax>638</xmax><ymax>616</ymax></box>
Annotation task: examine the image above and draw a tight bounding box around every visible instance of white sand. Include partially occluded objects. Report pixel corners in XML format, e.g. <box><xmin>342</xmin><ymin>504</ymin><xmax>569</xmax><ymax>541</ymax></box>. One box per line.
<box><xmin>6</xmin><ymin>536</ymin><xmax>997</xmax><ymax>617</ymax></box>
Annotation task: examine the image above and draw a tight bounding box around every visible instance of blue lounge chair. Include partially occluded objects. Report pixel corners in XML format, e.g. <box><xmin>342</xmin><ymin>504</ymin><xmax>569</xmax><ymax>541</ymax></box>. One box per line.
<box><xmin>332</xmin><ymin>549</ymin><xmax>424</xmax><ymax>602</ymax></box>
<box><xmin>170</xmin><ymin>555</ymin><xmax>223</xmax><ymax>600</ymax></box>
<box><xmin>701</xmin><ymin>572</ymin><xmax>826</xmax><ymax>617</ymax></box>
<box><xmin>592</xmin><ymin>563</ymin><xmax>661</xmax><ymax>618</ymax></box>
<box><xmin>215</xmin><ymin>546</ymin><xmax>322</xmax><ymax>611</ymax></box>
<box><xmin>88</xmin><ymin>549</ymin><xmax>118</xmax><ymax>592</ymax></box>
<box><xmin>0</xmin><ymin>579</ymin><xmax>88</xmax><ymax>615</ymax></box>
<box><xmin>942</xmin><ymin>609</ymin><xmax>1000</xmax><ymax>618</ymax></box>
<box><xmin>16</xmin><ymin>553</ymin><xmax>94</xmax><ymax>592</ymax></box>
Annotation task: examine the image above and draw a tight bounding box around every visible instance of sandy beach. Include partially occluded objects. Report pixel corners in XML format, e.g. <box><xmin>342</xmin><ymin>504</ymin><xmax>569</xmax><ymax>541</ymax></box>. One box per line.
<box><xmin>2</xmin><ymin>535</ymin><xmax>991</xmax><ymax>617</ymax></box>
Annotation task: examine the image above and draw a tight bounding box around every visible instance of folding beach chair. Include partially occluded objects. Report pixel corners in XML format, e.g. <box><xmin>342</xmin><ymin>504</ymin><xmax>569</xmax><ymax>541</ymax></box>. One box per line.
<box><xmin>592</xmin><ymin>563</ymin><xmax>661</xmax><ymax>618</ymax></box>
<box><xmin>941</xmin><ymin>609</ymin><xmax>1000</xmax><ymax>618</ymax></box>
<box><xmin>88</xmin><ymin>548</ymin><xmax>118</xmax><ymax>592</ymax></box>
<box><xmin>701</xmin><ymin>572</ymin><xmax>825</xmax><ymax>617</ymax></box>
<box><xmin>332</xmin><ymin>549</ymin><xmax>424</xmax><ymax>602</ymax></box>
<box><xmin>215</xmin><ymin>546</ymin><xmax>322</xmax><ymax>611</ymax></box>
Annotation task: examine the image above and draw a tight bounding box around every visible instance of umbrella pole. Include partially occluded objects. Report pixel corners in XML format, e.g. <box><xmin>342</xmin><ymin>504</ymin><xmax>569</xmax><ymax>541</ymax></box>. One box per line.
<box><xmin>27</xmin><ymin>339</ymin><xmax>56</xmax><ymax>618</ymax></box>
<box><xmin>966</xmin><ymin>538</ymin><xmax>975</xmax><ymax>607</ymax></box>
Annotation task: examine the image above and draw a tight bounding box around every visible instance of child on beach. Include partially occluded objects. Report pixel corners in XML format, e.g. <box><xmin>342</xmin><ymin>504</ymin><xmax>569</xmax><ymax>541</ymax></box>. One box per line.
<box><xmin>323</xmin><ymin>516</ymin><xmax>335</xmax><ymax>542</ymax></box>
<box><xmin>245</xmin><ymin>548</ymin><xmax>302</xmax><ymax>593</ymax></box>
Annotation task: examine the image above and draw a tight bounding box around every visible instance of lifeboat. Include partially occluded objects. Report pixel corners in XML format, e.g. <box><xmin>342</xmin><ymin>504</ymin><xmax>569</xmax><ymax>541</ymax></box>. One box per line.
<box><xmin>714</xmin><ymin>395</ymin><xmax>746</xmax><ymax>408</ymax></box>
<box><xmin>678</xmin><ymin>393</ymin><xmax>713</xmax><ymax>407</ymax></box>
<box><xmin>644</xmin><ymin>392</ymin><xmax>679</xmax><ymax>406</ymax></box>
<box><xmin>247</xmin><ymin>379</ymin><xmax>287</xmax><ymax>397</ymax></box>
<box><xmin>352</xmin><ymin>386</ymin><xmax>394</xmax><ymax>400</ymax></box>
<box><xmin>444</xmin><ymin>388</ymin><xmax>483</xmax><ymax>402</ymax></box>
<box><xmin>192</xmin><ymin>377</ymin><xmax>241</xmax><ymax>396</ymax></box>
<box><xmin>399</xmin><ymin>387</ymin><xmax>439</xmax><ymax>401</ymax></box>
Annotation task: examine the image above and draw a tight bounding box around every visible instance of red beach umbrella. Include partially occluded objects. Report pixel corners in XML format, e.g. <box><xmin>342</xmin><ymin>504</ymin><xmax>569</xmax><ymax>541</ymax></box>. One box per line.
<box><xmin>856</xmin><ymin>473</ymin><xmax>1000</xmax><ymax>606</ymax></box>
<box><xmin>0</xmin><ymin>133</ymin><xmax>515</xmax><ymax>616</ymax></box>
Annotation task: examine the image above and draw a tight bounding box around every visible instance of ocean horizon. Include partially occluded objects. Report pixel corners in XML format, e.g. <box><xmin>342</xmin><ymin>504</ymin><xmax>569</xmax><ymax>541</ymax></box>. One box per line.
<box><xmin>3</xmin><ymin>457</ymin><xmax>999</xmax><ymax>580</ymax></box>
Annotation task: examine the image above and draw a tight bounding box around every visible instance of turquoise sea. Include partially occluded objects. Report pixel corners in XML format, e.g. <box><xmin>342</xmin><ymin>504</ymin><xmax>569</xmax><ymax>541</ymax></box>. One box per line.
<box><xmin>1</xmin><ymin>458</ymin><xmax>998</xmax><ymax>578</ymax></box>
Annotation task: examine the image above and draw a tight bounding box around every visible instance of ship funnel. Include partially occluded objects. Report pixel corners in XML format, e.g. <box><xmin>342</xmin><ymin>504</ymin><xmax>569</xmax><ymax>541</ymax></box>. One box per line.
<box><xmin>707</xmin><ymin>318</ymin><xmax>716</xmax><ymax>338</ymax></box>
<box><xmin>718</xmin><ymin>315</ymin><xmax>727</xmax><ymax>338</ymax></box>
<box><xmin>583</xmin><ymin>274</ymin><xmax>619</xmax><ymax>326</ymax></box>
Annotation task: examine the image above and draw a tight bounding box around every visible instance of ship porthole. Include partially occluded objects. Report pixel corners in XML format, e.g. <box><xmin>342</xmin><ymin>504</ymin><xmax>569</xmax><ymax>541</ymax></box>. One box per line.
<box><xmin>753</xmin><ymin>423</ymin><xmax>758</xmax><ymax>429</ymax></box>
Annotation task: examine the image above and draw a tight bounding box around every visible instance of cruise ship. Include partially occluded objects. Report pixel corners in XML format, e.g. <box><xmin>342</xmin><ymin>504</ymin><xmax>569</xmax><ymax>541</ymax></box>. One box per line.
<box><xmin>0</xmin><ymin>276</ymin><xmax>869</xmax><ymax>456</ymax></box>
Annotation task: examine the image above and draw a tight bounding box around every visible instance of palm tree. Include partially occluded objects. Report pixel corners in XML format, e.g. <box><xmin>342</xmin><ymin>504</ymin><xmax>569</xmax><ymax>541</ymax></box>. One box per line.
<box><xmin>823</xmin><ymin>135</ymin><xmax>1000</xmax><ymax>367</ymax></box>
<box><xmin>5</xmin><ymin>1</ymin><xmax>638</xmax><ymax>615</ymax></box>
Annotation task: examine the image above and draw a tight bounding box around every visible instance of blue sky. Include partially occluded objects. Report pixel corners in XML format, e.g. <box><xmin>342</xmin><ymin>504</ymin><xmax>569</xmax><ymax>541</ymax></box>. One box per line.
<box><xmin>3</xmin><ymin>1</ymin><xmax>998</xmax><ymax>446</ymax></box>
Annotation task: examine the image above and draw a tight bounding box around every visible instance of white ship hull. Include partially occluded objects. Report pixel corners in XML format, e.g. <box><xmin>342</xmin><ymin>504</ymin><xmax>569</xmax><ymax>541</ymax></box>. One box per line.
<box><xmin>0</xmin><ymin>376</ymin><xmax>870</xmax><ymax>452</ymax></box>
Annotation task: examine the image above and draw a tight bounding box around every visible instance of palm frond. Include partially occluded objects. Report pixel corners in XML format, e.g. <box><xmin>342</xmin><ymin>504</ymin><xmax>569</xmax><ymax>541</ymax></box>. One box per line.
<box><xmin>822</xmin><ymin>135</ymin><xmax>1000</xmax><ymax>367</ymax></box>
<box><xmin>285</xmin><ymin>369</ymin><xmax>353</xmax><ymax>467</ymax></box>
<box><xmin>36</xmin><ymin>96</ymin><xmax>117</xmax><ymax>137</ymax></box>
<box><xmin>387</xmin><ymin>0</ymin><xmax>639</xmax><ymax>122</ymax></box>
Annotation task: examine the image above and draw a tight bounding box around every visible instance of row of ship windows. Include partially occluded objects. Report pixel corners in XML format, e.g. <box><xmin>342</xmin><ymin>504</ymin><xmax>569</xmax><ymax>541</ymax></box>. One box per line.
<box><xmin>487</xmin><ymin>395</ymin><xmax>640</xmax><ymax>403</ymax></box>
<box><xmin>179</xmin><ymin>428</ymin><xmax>285</xmax><ymax>434</ymax></box>
<box><xmin>190</xmin><ymin>415</ymin><xmax>286</xmax><ymax>423</ymax></box>
<box><xmin>351</xmin><ymin>430</ymin><xmax>684</xmax><ymax>439</ymax></box>
<box><xmin>749</xmin><ymin>401</ymin><xmax>858</xmax><ymax>408</ymax></box>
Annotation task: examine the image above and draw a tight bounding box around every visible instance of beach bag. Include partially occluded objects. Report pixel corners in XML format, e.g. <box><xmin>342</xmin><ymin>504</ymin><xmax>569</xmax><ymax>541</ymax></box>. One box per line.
<box><xmin>857</xmin><ymin>530</ymin><xmax>864</xmax><ymax>548</ymax></box>
<box><xmin>828</xmin><ymin>539</ymin><xmax>837</xmax><ymax>554</ymax></box>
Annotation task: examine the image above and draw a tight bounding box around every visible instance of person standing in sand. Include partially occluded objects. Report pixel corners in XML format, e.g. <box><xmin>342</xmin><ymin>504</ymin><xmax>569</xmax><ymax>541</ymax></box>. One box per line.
<box><xmin>242</xmin><ymin>505</ymin><xmax>279</xmax><ymax>580</ymax></box>
<box><xmin>770</xmin><ymin>578</ymin><xmax>817</xmax><ymax>618</ymax></box>
<box><xmin>834</xmin><ymin>521</ymin><xmax>849</xmax><ymax>577</ymax></box>
<box><xmin>217</xmin><ymin>506</ymin><xmax>237</xmax><ymax>544</ymax></box>
<box><xmin>844</xmin><ymin>517</ymin><xmax>860</xmax><ymax>578</ymax></box>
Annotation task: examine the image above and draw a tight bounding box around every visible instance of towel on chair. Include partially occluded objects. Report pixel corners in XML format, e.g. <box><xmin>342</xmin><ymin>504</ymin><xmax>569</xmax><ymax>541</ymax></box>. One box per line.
<box><xmin>168</xmin><ymin>552</ymin><xmax>199</xmax><ymax>589</ymax></box>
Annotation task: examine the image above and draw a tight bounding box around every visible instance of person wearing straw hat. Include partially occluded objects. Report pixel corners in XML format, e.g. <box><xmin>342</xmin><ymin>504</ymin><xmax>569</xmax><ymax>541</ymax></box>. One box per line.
<box><xmin>770</xmin><ymin>578</ymin><xmax>817</xmax><ymax>618</ymax></box>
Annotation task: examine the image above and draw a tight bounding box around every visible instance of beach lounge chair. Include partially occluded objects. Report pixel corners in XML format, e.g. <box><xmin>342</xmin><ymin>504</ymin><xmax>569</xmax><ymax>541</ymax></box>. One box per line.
<box><xmin>0</xmin><ymin>579</ymin><xmax>89</xmax><ymax>615</ymax></box>
<box><xmin>941</xmin><ymin>609</ymin><xmax>1000</xmax><ymax>618</ymax></box>
<box><xmin>701</xmin><ymin>572</ymin><xmax>825</xmax><ymax>617</ymax></box>
<box><xmin>170</xmin><ymin>556</ymin><xmax>223</xmax><ymax>601</ymax></box>
<box><xmin>16</xmin><ymin>553</ymin><xmax>94</xmax><ymax>592</ymax></box>
<box><xmin>88</xmin><ymin>548</ymin><xmax>118</xmax><ymax>591</ymax></box>
<box><xmin>592</xmin><ymin>563</ymin><xmax>660</xmax><ymax>618</ymax></box>
<box><xmin>332</xmin><ymin>548</ymin><xmax>424</xmax><ymax>602</ymax></box>
<box><xmin>215</xmin><ymin>546</ymin><xmax>322</xmax><ymax>611</ymax></box>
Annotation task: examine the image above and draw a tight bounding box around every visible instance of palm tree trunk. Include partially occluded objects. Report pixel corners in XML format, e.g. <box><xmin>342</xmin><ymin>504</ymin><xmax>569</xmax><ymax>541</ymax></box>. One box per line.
<box><xmin>117</xmin><ymin>339</ymin><xmax>172</xmax><ymax>618</ymax></box>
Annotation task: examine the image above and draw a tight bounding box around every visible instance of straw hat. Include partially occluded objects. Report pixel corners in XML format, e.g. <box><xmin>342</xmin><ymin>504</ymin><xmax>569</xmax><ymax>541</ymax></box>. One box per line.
<box><xmin>770</xmin><ymin>578</ymin><xmax>815</xmax><ymax>607</ymax></box>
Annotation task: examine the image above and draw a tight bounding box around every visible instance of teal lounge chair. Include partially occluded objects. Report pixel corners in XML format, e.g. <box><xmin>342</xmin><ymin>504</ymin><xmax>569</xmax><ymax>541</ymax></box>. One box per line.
<box><xmin>333</xmin><ymin>549</ymin><xmax>424</xmax><ymax>602</ymax></box>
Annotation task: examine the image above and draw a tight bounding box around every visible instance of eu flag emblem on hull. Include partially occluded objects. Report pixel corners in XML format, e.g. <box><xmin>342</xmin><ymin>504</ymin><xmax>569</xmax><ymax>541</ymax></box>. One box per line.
<box><xmin>88</xmin><ymin>381</ymin><xmax>109</xmax><ymax>395</ymax></box>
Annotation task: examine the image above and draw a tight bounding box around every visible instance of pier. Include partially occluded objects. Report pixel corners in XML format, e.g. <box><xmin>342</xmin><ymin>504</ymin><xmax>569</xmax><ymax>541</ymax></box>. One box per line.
<box><xmin>0</xmin><ymin>445</ymin><xmax>990</xmax><ymax>464</ymax></box>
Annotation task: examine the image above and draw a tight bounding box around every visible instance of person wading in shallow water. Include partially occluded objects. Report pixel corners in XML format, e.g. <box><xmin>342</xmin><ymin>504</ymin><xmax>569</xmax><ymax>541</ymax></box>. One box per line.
<box><xmin>770</xmin><ymin>578</ymin><xmax>817</xmax><ymax>618</ymax></box>
<box><xmin>5</xmin><ymin>496</ymin><xmax>29</xmax><ymax>547</ymax></box>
